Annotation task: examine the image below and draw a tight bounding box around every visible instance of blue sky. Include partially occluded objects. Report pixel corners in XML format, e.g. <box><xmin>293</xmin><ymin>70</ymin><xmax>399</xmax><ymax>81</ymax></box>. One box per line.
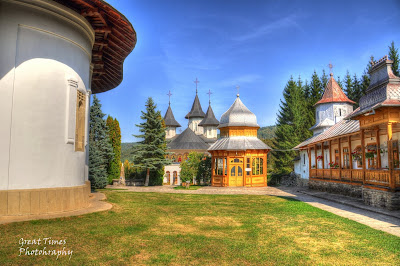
<box><xmin>96</xmin><ymin>0</ymin><xmax>400</xmax><ymax>143</ymax></box>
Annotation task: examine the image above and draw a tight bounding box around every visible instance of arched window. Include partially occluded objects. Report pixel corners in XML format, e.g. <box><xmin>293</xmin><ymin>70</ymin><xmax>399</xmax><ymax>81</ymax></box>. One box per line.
<box><xmin>166</xmin><ymin>171</ymin><xmax>170</xmax><ymax>183</ymax></box>
<box><xmin>178</xmin><ymin>155</ymin><xmax>182</xmax><ymax>162</ymax></box>
<box><xmin>173</xmin><ymin>171</ymin><xmax>178</xmax><ymax>185</ymax></box>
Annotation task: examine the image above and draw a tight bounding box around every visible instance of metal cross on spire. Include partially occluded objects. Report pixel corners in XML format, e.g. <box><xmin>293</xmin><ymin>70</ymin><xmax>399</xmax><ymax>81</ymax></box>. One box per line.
<box><xmin>194</xmin><ymin>77</ymin><xmax>200</xmax><ymax>94</ymax></box>
<box><xmin>167</xmin><ymin>90</ymin><xmax>172</xmax><ymax>106</ymax></box>
<box><xmin>236</xmin><ymin>85</ymin><xmax>240</xmax><ymax>97</ymax></box>
<box><xmin>207</xmin><ymin>89</ymin><xmax>213</xmax><ymax>105</ymax></box>
<box><xmin>328</xmin><ymin>62</ymin><xmax>334</xmax><ymax>75</ymax></box>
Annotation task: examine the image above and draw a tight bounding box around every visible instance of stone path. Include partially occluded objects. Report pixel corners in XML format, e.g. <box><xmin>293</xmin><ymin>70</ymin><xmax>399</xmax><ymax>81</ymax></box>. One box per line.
<box><xmin>110</xmin><ymin>185</ymin><xmax>400</xmax><ymax>237</ymax></box>
<box><xmin>0</xmin><ymin>192</ymin><xmax>112</xmax><ymax>225</ymax></box>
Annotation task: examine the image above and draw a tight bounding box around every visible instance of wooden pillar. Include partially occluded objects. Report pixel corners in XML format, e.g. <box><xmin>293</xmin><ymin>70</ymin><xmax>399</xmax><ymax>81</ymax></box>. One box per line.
<box><xmin>361</xmin><ymin>129</ymin><xmax>366</xmax><ymax>183</ymax></box>
<box><xmin>226</xmin><ymin>155</ymin><xmax>230</xmax><ymax>187</ymax></box>
<box><xmin>388</xmin><ymin>123</ymin><xmax>395</xmax><ymax>190</ymax></box>
<box><xmin>339</xmin><ymin>137</ymin><xmax>342</xmax><ymax>180</ymax></box>
<box><xmin>376</xmin><ymin>128</ymin><xmax>381</xmax><ymax>169</ymax></box>
<box><xmin>329</xmin><ymin>140</ymin><xmax>332</xmax><ymax>180</ymax></box>
<box><xmin>314</xmin><ymin>144</ymin><xmax>317</xmax><ymax>170</ymax></box>
<box><xmin>211</xmin><ymin>153</ymin><xmax>215</xmax><ymax>186</ymax></box>
<box><xmin>348</xmin><ymin>135</ymin><xmax>353</xmax><ymax>182</ymax></box>
<box><xmin>321</xmin><ymin>142</ymin><xmax>325</xmax><ymax>170</ymax></box>
<box><xmin>308</xmin><ymin>147</ymin><xmax>311</xmax><ymax>178</ymax></box>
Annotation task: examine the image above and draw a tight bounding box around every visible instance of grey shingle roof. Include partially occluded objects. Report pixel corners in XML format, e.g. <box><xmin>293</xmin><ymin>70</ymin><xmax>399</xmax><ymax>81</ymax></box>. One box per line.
<box><xmin>167</xmin><ymin>128</ymin><xmax>209</xmax><ymax>150</ymax></box>
<box><xmin>199</xmin><ymin>105</ymin><xmax>219</xmax><ymax>126</ymax></box>
<box><xmin>185</xmin><ymin>94</ymin><xmax>205</xmax><ymax>119</ymax></box>
<box><xmin>208</xmin><ymin>136</ymin><xmax>271</xmax><ymax>151</ymax></box>
<box><xmin>164</xmin><ymin>106</ymin><xmax>181</xmax><ymax>127</ymax></box>
<box><xmin>295</xmin><ymin>119</ymin><xmax>360</xmax><ymax>149</ymax></box>
<box><xmin>218</xmin><ymin>96</ymin><xmax>259</xmax><ymax>128</ymax></box>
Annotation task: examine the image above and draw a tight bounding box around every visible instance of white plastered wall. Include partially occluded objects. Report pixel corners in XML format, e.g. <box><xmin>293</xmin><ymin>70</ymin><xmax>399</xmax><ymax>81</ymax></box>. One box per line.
<box><xmin>0</xmin><ymin>0</ymin><xmax>94</xmax><ymax>190</ymax></box>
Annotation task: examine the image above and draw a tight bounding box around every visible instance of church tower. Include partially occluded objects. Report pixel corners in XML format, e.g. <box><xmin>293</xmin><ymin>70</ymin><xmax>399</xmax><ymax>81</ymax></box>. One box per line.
<box><xmin>310</xmin><ymin>72</ymin><xmax>355</xmax><ymax>135</ymax></box>
<box><xmin>199</xmin><ymin>89</ymin><xmax>219</xmax><ymax>139</ymax></box>
<box><xmin>185</xmin><ymin>78</ymin><xmax>206</xmax><ymax>135</ymax></box>
<box><xmin>164</xmin><ymin>91</ymin><xmax>181</xmax><ymax>139</ymax></box>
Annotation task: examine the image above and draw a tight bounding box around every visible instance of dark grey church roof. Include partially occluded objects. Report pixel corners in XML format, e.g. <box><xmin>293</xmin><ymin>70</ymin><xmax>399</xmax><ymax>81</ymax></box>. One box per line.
<box><xmin>208</xmin><ymin>136</ymin><xmax>271</xmax><ymax>151</ymax></box>
<box><xmin>167</xmin><ymin>128</ymin><xmax>209</xmax><ymax>150</ymax></box>
<box><xmin>199</xmin><ymin>105</ymin><xmax>219</xmax><ymax>126</ymax></box>
<box><xmin>185</xmin><ymin>94</ymin><xmax>206</xmax><ymax>119</ymax></box>
<box><xmin>164</xmin><ymin>106</ymin><xmax>181</xmax><ymax>127</ymax></box>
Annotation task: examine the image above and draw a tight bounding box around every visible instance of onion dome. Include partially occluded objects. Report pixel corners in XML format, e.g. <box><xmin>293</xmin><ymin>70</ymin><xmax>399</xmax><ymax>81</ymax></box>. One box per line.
<box><xmin>315</xmin><ymin>73</ymin><xmax>355</xmax><ymax>105</ymax></box>
<box><xmin>199</xmin><ymin>105</ymin><xmax>219</xmax><ymax>127</ymax></box>
<box><xmin>185</xmin><ymin>94</ymin><xmax>205</xmax><ymax>119</ymax></box>
<box><xmin>218</xmin><ymin>95</ymin><xmax>259</xmax><ymax>128</ymax></box>
<box><xmin>164</xmin><ymin>106</ymin><xmax>181</xmax><ymax>127</ymax></box>
<box><xmin>168</xmin><ymin>128</ymin><xmax>209</xmax><ymax>150</ymax></box>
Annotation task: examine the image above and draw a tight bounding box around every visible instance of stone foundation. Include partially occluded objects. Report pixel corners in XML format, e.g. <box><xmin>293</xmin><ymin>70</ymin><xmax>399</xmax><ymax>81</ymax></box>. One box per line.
<box><xmin>0</xmin><ymin>181</ymin><xmax>91</xmax><ymax>216</ymax></box>
<box><xmin>309</xmin><ymin>180</ymin><xmax>362</xmax><ymax>198</ymax></box>
<box><xmin>362</xmin><ymin>188</ymin><xmax>400</xmax><ymax>210</ymax></box>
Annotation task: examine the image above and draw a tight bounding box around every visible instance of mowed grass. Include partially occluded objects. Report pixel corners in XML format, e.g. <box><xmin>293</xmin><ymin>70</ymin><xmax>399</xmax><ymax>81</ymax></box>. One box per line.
<box><xmin>1</xmin><ymin>191</ymin><xmax>400</xmax><ymax>265</ymax></box>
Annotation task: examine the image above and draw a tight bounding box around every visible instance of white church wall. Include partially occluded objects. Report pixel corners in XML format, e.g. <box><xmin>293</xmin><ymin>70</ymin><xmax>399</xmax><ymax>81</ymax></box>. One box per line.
<box><xmin>0</xmin><ymin>1</ymin><xmax>94</xmax><ymax>190</ymax></box>
<box><xmin>189</xmin><ymin>117</ymin><xmax>204</xmax><ymax>135</ymax></box>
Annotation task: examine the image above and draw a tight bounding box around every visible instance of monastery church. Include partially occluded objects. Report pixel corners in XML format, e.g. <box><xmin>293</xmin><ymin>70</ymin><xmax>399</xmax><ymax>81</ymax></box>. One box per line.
<box><xmin>294</xmin><ymin>56</ymin><xmax>400</xmax><ymax>210</ymax></box>
<box><xmin>163</xmin><ymin>82</ymin><xmax>270</xmax><ymax>187</ymax></box>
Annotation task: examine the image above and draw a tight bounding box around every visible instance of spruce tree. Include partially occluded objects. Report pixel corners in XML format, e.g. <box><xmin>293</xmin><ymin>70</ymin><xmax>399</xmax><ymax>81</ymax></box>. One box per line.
<box><xmin>274</xmin><ymin>77</ymin><xmax>310</xmax><ymax>174</ymax></box>
<box><xmin>388</xmin><ymin>41</ymin><xmax>399</xmax><ymax>76</ymax></box>
<box><xmin>89</xmin><ymin>95</ymin><xmax>114</xmax><ymax>189</ymax></box>
<box><xmin>106</xmin><ymin>116</ymin><xmax>122</xmax><ymax>184</ymax></box>
<box><xmin>344</xmin><ymin>71</ymin><xmax>355</xmax><ymax>101</ymax></box>
<box><xmin>133</xmin><ymin>97</ymin><xmax>169</xmax><ymax>186</ymax></box>
<box><xmin>320</xmin><ymin>69</ymin><xmax>328</xmax><ymax>88</ymax></box>
<box><xmin>336</xmin><ymin>76</ymin><xmax>344</xmax><ymax>90</ymax></box>
<box><xmin>309</xmin><ymin>70</ymin><xmax>324</xmax><ymax>106</ymax></box>
<box><xmin>352</xmin><ymin>73</ymin><xmax>362</xmax><ymax>105</ymax></box>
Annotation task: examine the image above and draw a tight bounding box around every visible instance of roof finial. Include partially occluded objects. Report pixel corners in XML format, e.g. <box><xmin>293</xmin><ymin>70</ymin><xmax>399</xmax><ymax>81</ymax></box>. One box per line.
<box><xmin>236</xmin><ymin>85</ymin><xmax>240</xmax><ymax>97</ymax></box>
<box><xmin>328</xmin><ymin>62</ymin><xmax>334</xmax><ymax>76</ymax></box>
<box><xmin>167</xmin><ymin>90</ymin><xmax>172</xmax><ymax>106</ymax></box>
<box><xmin>207</xmin><ymin>89</ymin><xmax>212</xmax><ymax>105</ymax></box>
<box><xmin>194</xmin><ymin>77</ymin><xmax>200</xmax><ymax>94</ymax></box>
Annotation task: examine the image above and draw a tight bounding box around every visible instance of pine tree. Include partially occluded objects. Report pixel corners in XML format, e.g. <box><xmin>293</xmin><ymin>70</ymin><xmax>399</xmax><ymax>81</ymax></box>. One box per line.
<box><xmin>274</xmin><ymin>77</ymin><xmax>310</xmax><ymax>174</ymax></box>
<box><xmin>344</xmin><ymin>71</ymin><xmax>355</xmax><ymax>101</ymax></box>
<box><xmin>320</xmin><ymin>69</ymin><xmax>328</xmax><ymax>88</ymax></box>
<box><xmin>336</xmin><ymin>76</ymin><xmax>344</xmax><ymax>90</ymax></box>
<box><xmin>106</xmin><ymin>116</ymin><xmax>122</xmax><ymax>184</ymax></box>
<box><xmin>89</xmin><ymin>95</ymin><xmax>114</xmax><ymax>189</ymax></box>
<box><xmin>352</xmin><ymin>73</ymin><xmax>362</xmax><ymax>105</ymax></box>
<box><xmin>309</xmin><ymin>70</ymin><xmax>324</xmax><ymax>106</ymax></box>
<box><xmin>388</xmin><ymin>41</ymin><xmax>399</xmax><ymax>76</ymax></box>
<box><xmin>133</xmin><ymin>97</ymin><xmax>169</xmax><ymax>186</ymax></box>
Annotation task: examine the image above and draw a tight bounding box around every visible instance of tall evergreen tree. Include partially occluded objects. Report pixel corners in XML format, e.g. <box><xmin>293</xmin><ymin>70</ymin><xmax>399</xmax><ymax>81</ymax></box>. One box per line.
<box><xmin>344</xmin><ymin>70</ymin><xmax>355</xmax><ymax>101</ymax></box>
<box><xmin>106</xmin><ymin>116</ymin><xmax>122</xmax><ymax>184</ymax></box>
<box><xmin>336</xmin><ymin>76</ymin><xmax>344</xmax><ymax>90</ymax></box>
<box><xmin>89</xmin><ymin>95</ymin><xmax>114</xmax><ymax>189</ymax></box>
<box><xmin>320</xmin><ymin>69</ymin><xmax>328</xmax><ymax>88</ymax></box>
<box><xmin>274</xmin><ymin>77</ymin><xmax>310</xmax><ymax>174</ymax></box>
<box><xmin>309</xmin><ymin>70</ymin><xmax>324</xmax><ymax>106</ymax></box>
<box><xmin>133</xmin><ymin>97</ymin><xmax>169</xmax><ymax>186</ymax></box>
<box><xmin>352</xmin><ymin>73</ymin><xmax>362</xmax><ymax>105</ymax></box>
<box><xmin>388</xmin><ymin>41</ymin><xmax>399</xmax><ymax>76</ymax></box>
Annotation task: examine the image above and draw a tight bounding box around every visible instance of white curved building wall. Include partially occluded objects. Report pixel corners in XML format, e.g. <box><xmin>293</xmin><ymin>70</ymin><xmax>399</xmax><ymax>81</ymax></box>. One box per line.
<box><xmin>0</xmin><ymin>0</ymin><xmax>94</xmax><ymax>190</ymax></box>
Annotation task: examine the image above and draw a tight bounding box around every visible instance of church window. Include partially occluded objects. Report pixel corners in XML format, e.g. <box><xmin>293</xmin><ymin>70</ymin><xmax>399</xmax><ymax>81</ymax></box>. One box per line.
<box><xmin>252</xmin><ymin>158</ymin><xmax>263</xmax><ymax>175</ymax></box>
<box><xmin>217</xmin><ymin>158</ymin><xmax>223</xmax><ymax>175</ymax></box>
<box><xmin>246</xmin><ymin>158</ymin><xmax>251</xmax><ymax>175</ymax></box>
<box><xmin>75</xmin><ymin>90</ymin><xmax>86</xmax><ymax>152</ymax></box>
<box><xmin>224</xmin><ymin>158</ymin><xmax>227</xmax><ymax>175</ymax></box>
<box><xmin>178</xmin><ymin>155</ymin><xmax>182</xmax><ymax>162</ymax></box>
<box><xmin>303</xmin><ymin>154</ymin><xmax>306</xmax><ymax>165</ymax></box>
<box><xmin>343</xmin><ymin>147</ymin><xmax>350</xmax><ymax>169</ymax></box>
<box><xmin>339</xmin><ymin>109</ymin><xmax>342</xmax><ymax>117</ymax></box>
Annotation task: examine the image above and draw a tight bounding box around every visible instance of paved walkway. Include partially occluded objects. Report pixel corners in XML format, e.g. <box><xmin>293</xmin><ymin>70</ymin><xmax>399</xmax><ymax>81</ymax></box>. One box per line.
<box><xmin>0</xmin><ymin>192</ymin><xmax>112</xmax><ymax>225</ymax></box>
<box><xmin>110</xmin><ymin>185</ymin><xmax>400</xmax><ymax>237</ymax></box>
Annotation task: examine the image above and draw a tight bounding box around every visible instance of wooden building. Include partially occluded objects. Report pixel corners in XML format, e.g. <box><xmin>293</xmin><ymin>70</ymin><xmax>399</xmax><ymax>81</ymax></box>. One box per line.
<box><xmin>208</xmin><ymin>94</ymin><xmax>271</xmax><ymax>187</ymax></box>
<box><xmin>295</xmin><ymin>56</ymin><xmax>400</xmax><ymax>210</ymax></box>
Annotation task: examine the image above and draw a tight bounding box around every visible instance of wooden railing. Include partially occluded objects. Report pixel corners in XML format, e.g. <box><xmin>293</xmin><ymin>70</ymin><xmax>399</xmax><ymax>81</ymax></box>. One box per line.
<box><xmin>309</xmin><ymin>167</ymin><xmax>400</xmax><ymax>188</ymax></box>
<box><xmin>365</xmin><ymin>170</ymin><xmax>390</xmax><ymax>185</ymax></box>
<box><xmin>351</xmin><ymin>170</ymin><xmax>363</xmax><ymax>182</ymax></box>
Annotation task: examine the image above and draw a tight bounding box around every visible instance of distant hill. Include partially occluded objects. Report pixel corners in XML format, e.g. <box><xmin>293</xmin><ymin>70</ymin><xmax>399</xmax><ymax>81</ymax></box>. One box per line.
<box><xmin>121</xmin><ymin>142</ymin><xmax>138</xmax><ymax>162</ymax></box>
<box><xmin>257</xmin><ymin>125</ymin><xmax>276</xmax><ymax>139</ymax></box>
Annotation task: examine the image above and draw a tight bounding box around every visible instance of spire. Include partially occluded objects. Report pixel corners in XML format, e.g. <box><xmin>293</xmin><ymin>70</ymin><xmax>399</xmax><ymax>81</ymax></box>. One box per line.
<box><xmin>164</xmin><ymin>91</ymin><xmax>181</xmax><ymax>127</ymax></box>
<box><xmin>236</xmin><ymin>85</ymin><xmax>240</xmax><ymax>97</ymax></box>
<box><xmin>194</xmin><ymin>77</ymin><xmax>199</xmax><ymax>94</ymax></box>
<box><xmin>315</xmin><ymin>73</ymin><xmax>355</xmax><ymax>105</ymax></box>
<box><xmin>199</xmin><ymin>104</ymin><xmax>219</xmax><ymax>127</ymax></box>
<box><xmin>207</xmin><ymin>89</ymin><xmax>212</xmax><ymax>105</ymax></box>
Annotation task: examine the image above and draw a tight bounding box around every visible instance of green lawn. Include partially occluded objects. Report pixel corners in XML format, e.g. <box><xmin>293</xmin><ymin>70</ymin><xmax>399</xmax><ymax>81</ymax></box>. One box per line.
<box><xmin>173</xmin><ymin>185</ymin><xmax>202</xmax><ymax>190</ymax></box>
<box><xmin>1</xmin><ymin>191</ymin><xmax>400</xmax><ymax>265</ymax></box>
